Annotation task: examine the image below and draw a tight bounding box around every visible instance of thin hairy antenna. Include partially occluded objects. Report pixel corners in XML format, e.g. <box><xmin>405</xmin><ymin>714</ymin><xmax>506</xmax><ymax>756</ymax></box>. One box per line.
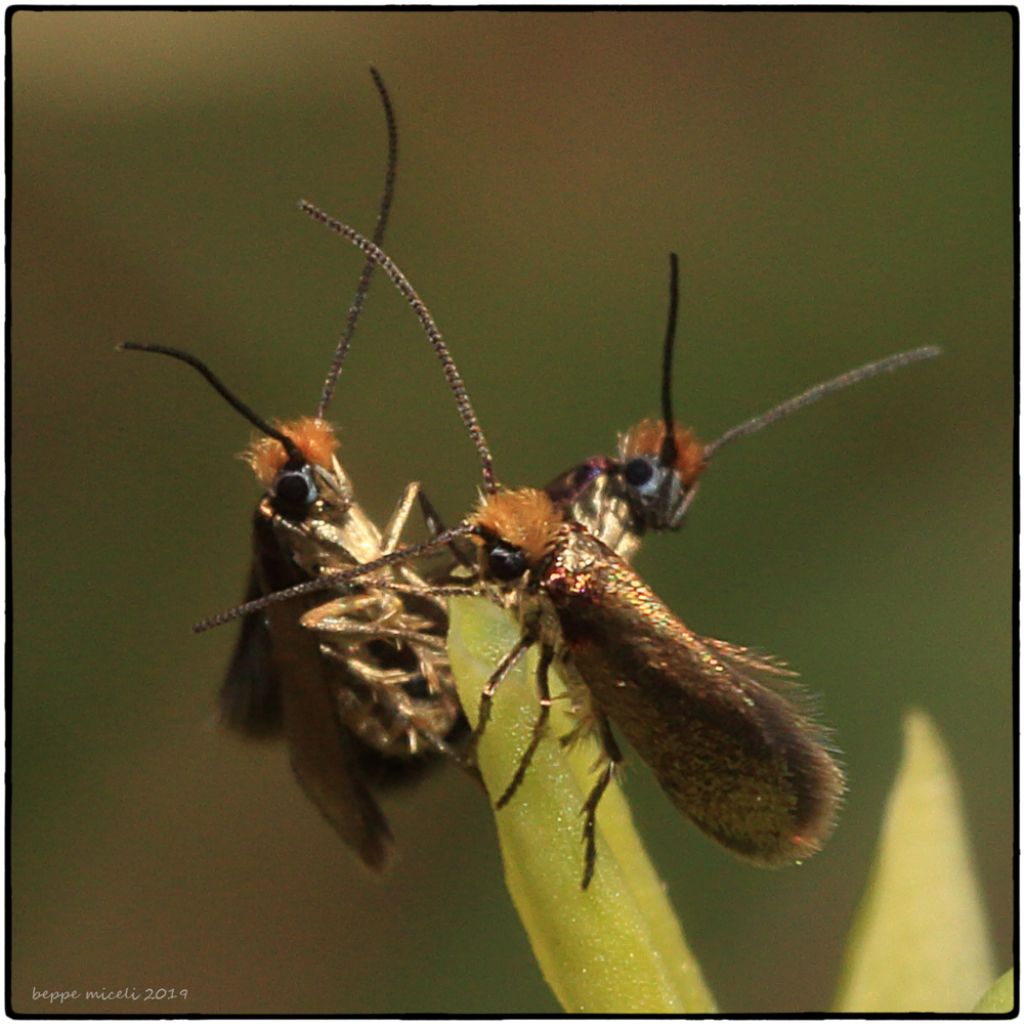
<box><xmin>658</xmin><ymin>252</ymin><xmax>681</xmax><ymax>467</ymax></box>
<box><xmin>316</xmin><ymin>67</ymin><xmax>399</xmax><ymax>418</ymax></box>
<box><xmin>119</xmin><ymin>342</ymin><xmax>302</xmax><ymax>460</ymax></box>
<box><xmin>703</xmin><ymin>345</ymin><xmax>942</xmax><ymax>461</ymax></box>
<box><xmin>193</xmin><ymin>523</ymin><xmax>477</xmax><ymax>632</ymax></box>
<box><xmin>298</xmin><ymin>199</ymin><xmax>497</xmax><ymax>493</ymax></box>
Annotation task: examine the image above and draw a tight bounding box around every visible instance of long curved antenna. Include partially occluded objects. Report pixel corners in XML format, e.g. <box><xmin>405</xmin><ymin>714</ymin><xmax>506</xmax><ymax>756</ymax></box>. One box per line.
<box><xmin>703</xmin><ymin>345</ymin><xmax>942</xmax><ymax>461</ymax></box>
<box><xmin>317</xmin><ymin>66</ymin><xmax>399</xmax><ymax>419</ymax></box>
<box><xmin>119</xmin><ymin>342</ymin><xmax>302</xmax><ymax>461</ymax></box>
<box><xmin>193</xmin><ymin>523</ymin><xmax>477</xmax><ymax>632</ymax></box>
<box><xmin>299</xmin><ymin>199</ymin><xmax>497</xmax><ymax>492</ymax></box>
<box><xmin>658</xmin><ymin>252</ymin><xmax>681</xmax><ymax>467</ymax></box>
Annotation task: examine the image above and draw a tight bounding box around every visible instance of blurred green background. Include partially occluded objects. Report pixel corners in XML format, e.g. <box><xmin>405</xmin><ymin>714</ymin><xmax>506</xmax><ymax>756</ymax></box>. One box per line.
<box><xmin>12</xmin><ymin>10</ymin><xmax>1012</xmax><ymax>1015</ymax></box>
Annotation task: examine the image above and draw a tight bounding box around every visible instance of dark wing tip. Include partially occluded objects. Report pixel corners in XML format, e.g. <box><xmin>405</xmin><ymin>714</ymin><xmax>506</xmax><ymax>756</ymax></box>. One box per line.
<box><xmin>358</xmin><ymin>828</ymin><xmax>397</xmax><ymax>873</ymax></box>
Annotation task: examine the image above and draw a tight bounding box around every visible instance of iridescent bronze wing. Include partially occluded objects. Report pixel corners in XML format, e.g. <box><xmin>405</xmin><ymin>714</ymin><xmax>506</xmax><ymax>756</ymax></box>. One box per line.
<box><xmin>545</xmin><ymin>528</ymin><xmax>844</xmax><ymax>865</ymax></box>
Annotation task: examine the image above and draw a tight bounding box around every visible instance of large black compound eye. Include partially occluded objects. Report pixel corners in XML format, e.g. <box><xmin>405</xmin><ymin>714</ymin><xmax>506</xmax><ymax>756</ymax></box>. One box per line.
<box><xmin>486</xmin><ymin>541</ymin><xmax>528</xmax><ymax>582</ymax></box>
<box><xmin>623</xmin><ymin>456</ymin><xmax>662</xmax><ymax>498</ymax></box>
<box><xmin>271</xmin><ymin>463</ymin><xmax>318</xmax><ymax>519</ymax></box>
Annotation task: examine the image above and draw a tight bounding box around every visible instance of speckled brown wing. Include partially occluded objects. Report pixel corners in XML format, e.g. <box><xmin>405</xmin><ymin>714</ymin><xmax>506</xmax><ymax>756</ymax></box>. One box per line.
<box><xmin>543</xmin><ymin>527</ymin><xmax>844</xmax><ymax>865</ymax></box>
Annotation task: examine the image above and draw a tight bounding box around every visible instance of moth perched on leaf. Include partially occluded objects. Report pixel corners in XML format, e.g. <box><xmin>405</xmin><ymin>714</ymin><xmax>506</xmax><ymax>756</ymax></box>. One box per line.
<box><xmin>546</xmin><ymin>254</ymin><xmax>940</xmax><ymax>560</ymax></box>
<box><xmin>222</xmin><ymin>214</ymin><xmax>871</xmax><ymax>890</ymax></box>
<box><xmin>122</xmin><ymin>69</ymin><xmax>472</xmax><ymax>872</ymax></box>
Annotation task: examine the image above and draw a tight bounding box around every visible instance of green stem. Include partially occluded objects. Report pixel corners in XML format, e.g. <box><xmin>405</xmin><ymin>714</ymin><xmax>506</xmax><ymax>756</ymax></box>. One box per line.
<box><xmin>447</xmin><ymin>596</ymin><xmax>715</xmax><ymax>1014</ymax></box>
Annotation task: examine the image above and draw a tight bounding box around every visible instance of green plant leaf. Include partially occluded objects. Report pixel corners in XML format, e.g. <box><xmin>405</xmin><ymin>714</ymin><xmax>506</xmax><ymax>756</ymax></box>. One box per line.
<box><xmin>833</xmin><ymin>708</ymin><xmax>995</xmax><ymax>1012</ymax></box>
<box><xmin>447</xmin><ymin>596</ymin><xmax>715</xmax><ymax>1014</ymax></box>
<box><xmin>973</xmin><ymin>967</ymin><xmax>1015</xmax><ymax>1013</ymax></box>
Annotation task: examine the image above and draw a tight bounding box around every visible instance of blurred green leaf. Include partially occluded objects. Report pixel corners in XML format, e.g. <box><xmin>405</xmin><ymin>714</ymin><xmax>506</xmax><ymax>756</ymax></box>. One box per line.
<box><xmin>834</xmin><ymin>708</ymin><xmax>995</xmax><ymax>1012</ymax></box>
<box><xmin>973</xmin><ymin>967</ymin><xmax>1015</xmax><ymax>1013</ymax></box>
<box><xmin>447</xmin><ymin>596</ymin><xmax>715</xmax><ymax>1014</ymax></box>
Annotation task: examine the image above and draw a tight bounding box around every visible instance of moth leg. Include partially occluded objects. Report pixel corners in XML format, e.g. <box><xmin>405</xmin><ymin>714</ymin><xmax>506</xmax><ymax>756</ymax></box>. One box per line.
<box><xmin>301</xmin><ymin>597</ymin><xmax>436</xmax><ymax>637</ymax></box>
<box><xmin>416</xmin><ymin>489</ymin><xmax>476</xmax><ymax>571</ymax></box>
<box><xmin>333</xmin><ymin>676</ymin><xmax>456</xmax><ymax>760</ymax></box>
<box><xmin>389</xmin><ymin>482</ymin><xmax>476</xmax><ymax>587</ymax></box>
<box><xmin>315</xmin><ymin>620</ymin><xmax>448</xmax><ymax>650</ymax></box>
<box><xmin>471</xmin><ymin>634</ymin><xmax>534</xmax><ymax>759</ymax></box>
<box><xmin>580</xmin><ymin>714</ymin><xmax>624</xmax><ymax>890</ymax></box>
<box><xmin>319</xmin><ymin>651</ymin><xmax>412</xmax><ymax>685</ymax></box>
<box><xmin>336</xmin><ymin>681</ymin><xmax>457</xmax><ymax>759</ymax></box>
<box><xmin>395</xmin><ymin>480</ymin><xmax>475</xmax><ymax>577</ymax></box>
<box><xmin>302</xmin><ymin>601</ymin><xmax>404</xmax><ymax>645</ymax></box>
<box><xmin>559</xmin><ymin>687</ymin><xmax>599</xmax><ymax>750</ymax></box>
<box><xmin>380</xmin><ymin>480</ymin><xmax>421</xmax><ymax>553</ymax></box>
<box><xmin>415</xmin><ymin>488</ymin><xmax>446</xmax><ymax>537</ymax></box>
<box><xmin>303</xmin><ymin>590</ymin><xmax>463</xmax><ymax>642</ymax></box>
<box><xmin>302</xmin><ymin>591</ymin><xmax>390</xmax><ymax>625</ymax></box>
<box><xmin>380</xmin><ymin>481</ymin><xmax>467</xmax><ymax>566</ymax></box>
<box><xmin>496</xmin><ymin>643</ymin><xmax>554</xmax><ymax>809</ymax></box>
<box><xmin>380</xmin><ymin>483</ymin><xmax>474</xmax><ymax>599</ymax></box>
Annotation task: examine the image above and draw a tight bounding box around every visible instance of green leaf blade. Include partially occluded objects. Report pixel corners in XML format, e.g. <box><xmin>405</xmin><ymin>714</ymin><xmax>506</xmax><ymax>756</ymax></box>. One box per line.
<box><xmin>834</xmin><ymin>708</ymin><xmax>995</xmax><ymax>1012</ymax></box>
<box><xmin>973</xmin><ymin>967</ymin><xmax>1016</xmax><ymax>1014</ymax></box>
<box><xmin>448</xmin><ymin>596</ymin><xmax>715</xmax><ymax>1014</ymax></box>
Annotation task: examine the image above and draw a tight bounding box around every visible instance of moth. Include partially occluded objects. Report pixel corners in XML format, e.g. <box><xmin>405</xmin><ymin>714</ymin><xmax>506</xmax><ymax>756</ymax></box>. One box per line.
<box><xmin>219</xmin><ymin>213</ymin><xmax>862</xmax><ymax>890</ymax></box>
<box><xmin>123</xmin><ymin>69</ymin><xmax>469</xmax><ymax>872</ymax></box>
<box><xmin>546</xmin><ymin>253</ymin><xmax>941</xmax><ymax>559</ymax></box>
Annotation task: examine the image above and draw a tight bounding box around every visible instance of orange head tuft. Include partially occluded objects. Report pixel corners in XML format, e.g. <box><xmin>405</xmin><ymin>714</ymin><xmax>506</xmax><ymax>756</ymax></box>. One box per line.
<box><xmin>470</xmin><ymin>488</ymin><xmax>564</xmax><ymax>565</ymax></box>
<box><xmin>242</xmin><ymin>417</ymin><xmax>339</xmax><ymax>488</ymax></box>
<box><xmin>620</xmin><ymin>417</ymin><xmax>706</xmax><ymax>487</ymax></box>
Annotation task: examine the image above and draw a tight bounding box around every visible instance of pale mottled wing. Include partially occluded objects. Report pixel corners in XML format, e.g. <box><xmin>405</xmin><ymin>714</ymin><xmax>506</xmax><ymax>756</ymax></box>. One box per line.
<box><xmin>546</xmin><ymin>528</ymin><xmax>844</xmax><ymax>865</ymax></box>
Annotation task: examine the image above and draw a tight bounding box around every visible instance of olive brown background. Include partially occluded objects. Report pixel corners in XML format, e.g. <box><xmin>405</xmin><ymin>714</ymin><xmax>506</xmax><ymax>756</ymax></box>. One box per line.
<box><xmin>12</xmin><ymin>10</ymin><xmax>1013</xmax><ymax>1014</ymax></box>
